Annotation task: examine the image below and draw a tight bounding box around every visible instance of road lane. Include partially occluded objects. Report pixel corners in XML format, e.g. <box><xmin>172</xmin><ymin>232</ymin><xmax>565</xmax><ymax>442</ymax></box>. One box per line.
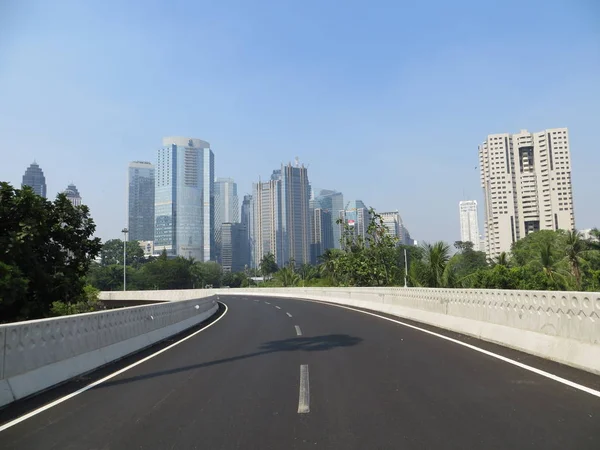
<box><xmin>1</xmin><ymin>295</ymin><xmax>599</xmax><ymax>449</ymax></box>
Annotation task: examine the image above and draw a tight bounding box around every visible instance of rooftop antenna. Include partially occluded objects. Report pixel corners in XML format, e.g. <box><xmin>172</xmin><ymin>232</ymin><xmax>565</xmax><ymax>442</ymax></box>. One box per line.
<box><xmin>295</xmin><ymin>156</ymin><xmax>300</xmax><ymax>168</ymax></box>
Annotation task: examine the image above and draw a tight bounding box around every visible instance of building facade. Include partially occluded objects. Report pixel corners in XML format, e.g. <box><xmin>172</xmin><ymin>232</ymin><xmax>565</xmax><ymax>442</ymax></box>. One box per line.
<box><xmin>154</xmin><ymin>137</ymin><xmax>214</xmax><ymax>261</ymax></box>
<box><xmin>241</xmin><ymin>194</ymin><xmax>254</xmax><ymax>267</ymax></box>
<box><xmin>214</xmin><ymin>178</ymin><xmax>239</xmax><ymax>262</ymax></box>
<box><xmin>128</xmin><ymin>161</ymin><xmax>155</xmax><ymax>242</ymax></box>
<box><xmin>64</xmin><ymin>184</ymin><xmax>82</xmax><ymax>206</ymax></box>
<box><xmin>311</xmin><ymin>189</ymin><xmax>344</xmax><ymax>249</ymax></box>
<box><xmin>310</xmin><ymin>208</ymin><xmax>333</xmax><ymax>264</ymax></box>
<box><xmin>252</xmin><ymin>162</ymin><xmax>311</xmax><ymax>267</ymax></box>
<box><xmin>479</xmin><ymin>128</ymin><xmax>575</xmax><ymax>259</ymax></box>
<box><xmin>339</xmin><ymin>200</ymin><xmax>370</xmax><ymax>245</ymax></box>
<box><xmin>220</xmin><ymin>222</ymin><xmax>249</xmax><ymax>273</ymax></box>
<box><xmin>380</xmin><ymin>211</ymin><xmax>401</xmax><ymax>240</ymax></box>
<box><xmin>22</xmin><ymin>162</ymin><xmax>47</xmax><ymax>198</ymax></box>
<box><xmin>459</xmin><ymin>200</ymin><xmax>480</xmax><ymax>250</ymax></box>
<box><xmin>252</xmin><ymin>179</ymin><xmax>282</xmax><ymax>268</ymax></box>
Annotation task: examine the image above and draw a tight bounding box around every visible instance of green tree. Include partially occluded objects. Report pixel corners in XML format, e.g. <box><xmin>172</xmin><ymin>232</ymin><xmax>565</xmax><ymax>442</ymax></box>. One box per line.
<box><xmin>0</xmin><ymin>183</ymin><xmax>101</xmax><ymax>321</ymax></box>
<box><xmin>190</xmin><ymin>261</ymin><xmax>223</xmax><ymax>288</ymax></box>
<box><xmin>410</xmin><ymin>241</ymin><xmax>452</xmax><ymax>287</ymax></box>
<box><xmin>259</xmin><ymin>253</ymin><xmax>278</xmax><ymax>279</ymax></box>
<box><xmin>274</xmin><ymin>266</ymin><xmax>300</xmax><ymax>287</ymax></box>
<box><xmin>297</xmin><ymin>263</ymin><xmax>318</xmax><ymax>286</ymax></box>
<box><xmin>141</xmin><ymin>256</ymin><xmax>193</xmax><ymax>290</ymax></box>
<box><xmin>100</xmin><ymin>239</ymin><xmax>145</xmax><ymax>267</ymax></box>
<box><xmin>562</xmin><ymin>230</ymin><xmax>587</xmax><ymax>289</ymax></box>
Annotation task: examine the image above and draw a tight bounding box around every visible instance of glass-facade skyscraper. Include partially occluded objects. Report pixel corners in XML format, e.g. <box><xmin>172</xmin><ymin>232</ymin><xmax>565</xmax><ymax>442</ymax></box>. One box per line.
<box><xmin>21</xmin><ymin>161</ymin><xmax>47</xmax><ymax>198</ymax></box>
<box><xmin>128</xmin><ymin>161</ymin><xmax>155</xmax><ymax>242</ymax></box>
<box><xmin>154</xmin><ymin>137</ymin><xmax>214</xmax><ymax>261</ymax></box>
<box><xmin>214</xmin><ymin>177</ymin><xmax>239</xmax><ymax>262</ymax></box>
<box><xmin>310</xmin><ymin>188</ymin><xmax>344</xmax><ymax>249</ymax></box>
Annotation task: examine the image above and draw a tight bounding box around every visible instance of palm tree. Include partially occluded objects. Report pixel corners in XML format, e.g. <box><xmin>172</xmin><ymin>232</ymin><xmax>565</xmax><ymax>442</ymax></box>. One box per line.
<box><xmin>493</xmin><ymin>252</ymin><xmax>510</xmax><ymax>267</ymax></box>
<box><xmin>420</xmin><ymin>241</ymin><xmax>451</xmax><ymax>288</ymax></box>
<box><xmin>259</xmin><ymin>253</ymin><xmax>278</xmax><ymax>279</ymax></box>
<box><xmin>536</xmin><ymin>240</ymin><xmax>565</xmax><ymax>288</ymax></box>
<box><xmin>319</xmin><ymin>249</ymin><xmax>340</xmax><ymax>285</ymax></box>
<box><xmin>274</xmin><ymin>266</ymin><xmax>300</xmax><ymax>287</ymax></box>
<box><xmin>563</xmin><ymin>230</ymin><xmax>588</xmax><ymax>289</ymax></box>
<box><xmin>297</xmin><ymin>264</ymin><xmax>318</xmax><ymax>286</ymax></box>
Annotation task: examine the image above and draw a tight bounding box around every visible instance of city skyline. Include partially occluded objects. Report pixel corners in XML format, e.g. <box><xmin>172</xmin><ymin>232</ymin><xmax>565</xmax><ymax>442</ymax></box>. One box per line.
<box><xmin>2</xmin><ymin>2</ymin><xmax>599</xmax><ymax>245</ymax></box>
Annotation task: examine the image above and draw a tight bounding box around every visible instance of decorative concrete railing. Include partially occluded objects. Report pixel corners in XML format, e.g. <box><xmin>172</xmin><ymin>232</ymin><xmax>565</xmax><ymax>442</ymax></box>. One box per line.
<box><xmin>0</xmin><ymin>294</ymin><xmax>218</xmax><ymax>407</ymax></box>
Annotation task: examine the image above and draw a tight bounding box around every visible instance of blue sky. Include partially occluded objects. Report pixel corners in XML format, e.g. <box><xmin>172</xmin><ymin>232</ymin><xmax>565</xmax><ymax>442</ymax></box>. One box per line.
<box><xmin>1</xmin><ymin>0</ymin><xmax>599</xmax><ymax>244</ymax></box>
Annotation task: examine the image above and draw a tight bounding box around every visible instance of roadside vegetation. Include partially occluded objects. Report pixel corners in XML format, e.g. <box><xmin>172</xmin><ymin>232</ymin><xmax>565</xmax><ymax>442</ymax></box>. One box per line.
<box><xmin>2</xmin><ymin>183</ymin><xmax>599</xmax><ymax>322</ymax></box>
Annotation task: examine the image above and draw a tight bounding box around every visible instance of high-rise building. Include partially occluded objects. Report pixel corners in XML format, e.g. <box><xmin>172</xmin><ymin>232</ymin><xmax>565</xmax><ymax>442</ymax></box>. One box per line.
<box><xmin>241</xmin><ymin>194</ymin><xmax>254</xmax><ymax>266</ymax></box>
<box><xmin>220</xmin><ymin>222</ymin><xmax>249</xmax><ymax>273</ymax></box>
<box><xmin>459</xmin><ymin>200</ymin><xmax>480</xmax><ymax>250</ymax></box>
<box><xmin>380</xmin><ymin>211</ymin><xmax>401</xmax><ymax>240</ymax></box>
<box><xmin>252</xmin><ymin>179</ymin><xmax>282</xmax><ymax>268</ymax></box>
<box><xmin>154</xmin><ymin>137</ymin><xmax>214</xmax><ymax>261</ymax></box>
<box><xmin>252</xmin><ymin>162</ymin><xmax>311</xmax><ymax>267</ymax></box>
<box><xmin>311</xmin><ymin>208</ymin><xmax>333</xmax><ymax>264</ymax></box>
<box><xmin>339</xmin><ymin>200</ymin><xmax>370</xmax><ymax>245</ymax></box>
<box><xmin>479</xmin><ymin>128</ymin><xmax>575</xmax><ymax>259</ymax></box>
<box><xmin>21</xmin><ymin>161</ymin><xmax>47</xmax><ymax>198</ymax></box>
<box><xmin>214</xmin><ymin>178</ymin><xmax>239</xmax><ymax>262</ymax></box>
<box><xmin>64</xmin><ymin>183</ymin><xmax>82</xmax><ymax>206</ymax></box>
<box><xmin>128</xmin><ymin>161</ymin><xmax>155</xmax><ymax>242</ymax></box>
<box><xmin>311</xmin><ymin>189</ymin><xmax>344</xmax><ymax>249</ymax></box>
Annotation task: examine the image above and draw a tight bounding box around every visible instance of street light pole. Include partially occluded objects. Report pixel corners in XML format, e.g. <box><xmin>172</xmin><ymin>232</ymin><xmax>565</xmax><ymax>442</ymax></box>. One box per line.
<box><xmin>404</xmin><ymin>248</ymin><xmax>408</xmax><ymax>288</ymax></box>
<box><xmin>122</xmin><ymin>228</ymin><xmax>129</xmax><ymax>291</ymax></box>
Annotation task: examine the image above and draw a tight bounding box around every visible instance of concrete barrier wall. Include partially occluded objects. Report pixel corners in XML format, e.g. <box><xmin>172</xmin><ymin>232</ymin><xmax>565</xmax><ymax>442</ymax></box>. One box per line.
<box><xmin>0</xmin><ymin>294</ymin><xmax>218</xmax><ymax>408</ymax></box>
<box><xmin>212</xmin><ymin>287</ymin><xmax>600</xmax><ymax>374</ymax></box>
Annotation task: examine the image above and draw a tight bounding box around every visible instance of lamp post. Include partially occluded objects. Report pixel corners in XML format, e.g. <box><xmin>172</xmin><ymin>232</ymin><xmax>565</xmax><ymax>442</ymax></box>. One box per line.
<box><xmin>404</xmin><ymin>248</ymin><xmax>408</xmax><ymax>288</ymax></box>
<box><xmin>122</xmin><ymin>228</ymin><xmax>129</xmax><ymax>291</ymax></box>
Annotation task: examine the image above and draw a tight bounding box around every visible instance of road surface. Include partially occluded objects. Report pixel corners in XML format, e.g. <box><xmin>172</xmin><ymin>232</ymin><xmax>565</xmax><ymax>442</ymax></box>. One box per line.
<box><xmin>1</xmin><ymin>295</ymin><xmax>599</xmax><ymax>449</ymax></box>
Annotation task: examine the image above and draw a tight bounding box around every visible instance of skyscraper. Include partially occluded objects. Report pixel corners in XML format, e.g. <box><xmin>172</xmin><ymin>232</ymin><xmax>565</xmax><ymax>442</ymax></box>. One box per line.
<box><xmin>21</xmin><ymin>161</ymin><xmax>47</xmax><ymax>198</ymax></box>
<box><xmin>311</xmin><ymin>208</ymin><xmax>333</xmax><ymax>264</ymax></box>
<box><xmin>154</xmin><ymin>137</ymin><xmax>214</xmax><ymax>261</ymax></box>
<box><xmin>64</xmin><ymin>184</ymin><xmax>82</xmax><ymax>206</ymax></box>
<box><xmin>252</xmin><ymin>179</ymin><xmax>282</xmax><ymax>268</ymax></box>
<box><xmin>220</xmin><ymin>222</ymin><xmax>249</xmax><ymax>273</ymax></box>
<box><xmin>339</xmin><ymin>200</ymin><xmax>370</xmax><ymax>245</ymax></box>
<box><xmin>479</xmin><ymin>128</ymin><xmax>574</xmax><ymax>259</ymax></box>
<box><xmin>241</xmin><ymin>194</ymin><xmax>254</xmax><ymax>266</ymax></box>
<box><xmin>128</xmin><ymin>161</ymin><xmax>155</xmax><ymax>242</ymax></box>
<box><xmin>380</xmin><ymin>211</ymin><xmax>401</xmax><ymax>240</ymax></box>
<box><xmin>311</xmin><ymin>189</ymin><xmax>344</xmax><ymax>249</ymax></box>
<box><xmin>252</xmin><ymin>162</ymin><xmax>311</xmax><ymax>267</ymax></box>
<box><xmin>459</xmin><ymin>200</ymin><xmax>480</xmax><ymax>250</ymax></box>
<box><xmin>214</xmin><ymin>178</ymin><xmax>239</xmax><ymax>262</ymax></box>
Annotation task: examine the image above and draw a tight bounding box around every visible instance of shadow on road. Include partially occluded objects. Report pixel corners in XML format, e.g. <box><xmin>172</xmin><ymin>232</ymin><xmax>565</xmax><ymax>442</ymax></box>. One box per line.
<box><xmin>92</xmin><ymin>334</ymin><xmax>362</xmax><ymax>390</ymax></box>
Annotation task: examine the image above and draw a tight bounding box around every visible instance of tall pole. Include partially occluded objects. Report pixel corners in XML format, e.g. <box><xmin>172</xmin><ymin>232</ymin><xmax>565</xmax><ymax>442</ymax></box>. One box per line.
<box><xmin>122</xmin><ymin>228</ymin><xmax>128</xmax><ymax>291</ymax></box>
<box><xmin>404</xmin><ymin>248</ymin><xmax>408</xmax><ymax>288</ymax></box>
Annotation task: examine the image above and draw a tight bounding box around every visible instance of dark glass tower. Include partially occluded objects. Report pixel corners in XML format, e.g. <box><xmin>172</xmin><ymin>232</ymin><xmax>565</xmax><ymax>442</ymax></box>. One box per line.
<box><xmin>21</xmin><ymin>161</ymin><xmax>47</xmax><ymax>198</ymax></box>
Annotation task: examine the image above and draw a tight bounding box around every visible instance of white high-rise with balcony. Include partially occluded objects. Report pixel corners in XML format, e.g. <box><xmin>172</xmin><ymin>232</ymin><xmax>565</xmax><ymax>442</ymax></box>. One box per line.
<box><xmin>479</xmin><ymin>128</ymin><xmax>575</xmax><ymax>259</ymax></box>
<box><xmin>459</xmin><ymin>200</ymin><xmax>480</xmax><ymax>250</ymax></box>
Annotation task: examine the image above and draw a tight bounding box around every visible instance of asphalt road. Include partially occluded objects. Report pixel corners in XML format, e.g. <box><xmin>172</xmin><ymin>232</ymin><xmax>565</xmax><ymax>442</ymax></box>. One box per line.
<box><xmin>1</xmin><ymin>295</ymin><xmax>599</xmax><ymax>449</ymax></box>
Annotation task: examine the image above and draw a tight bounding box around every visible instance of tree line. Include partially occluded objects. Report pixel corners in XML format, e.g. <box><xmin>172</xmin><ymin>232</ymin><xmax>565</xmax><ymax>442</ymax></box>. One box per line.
<box><xmin>1</xmin><ymin>182</ymin><xmax>599</xmax><ymax>322</ymax></box>
<box><xmin>255</xmin><ymin>211</ymin><xmax>600</xmax><ymax>292</ymax></box>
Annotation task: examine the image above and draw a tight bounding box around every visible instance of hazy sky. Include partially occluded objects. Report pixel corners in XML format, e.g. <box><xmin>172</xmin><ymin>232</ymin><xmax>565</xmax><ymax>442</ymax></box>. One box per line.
<box><xmin>1</xmin><ymin>0</ymin><xmax>599</xmax><ymax>244</ymax></box>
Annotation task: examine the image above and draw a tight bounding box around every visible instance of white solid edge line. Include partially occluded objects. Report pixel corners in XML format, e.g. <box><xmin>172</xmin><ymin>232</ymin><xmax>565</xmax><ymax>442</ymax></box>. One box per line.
<box><xmin>0</xmin><ymin>302</ymin><xmax>229</xmax><ymax>433</ymax></box>
<box><xmin>295</xmin><ymin>325</ymin><xmax>302</xmax><ymax>336</ymax></box>
<box><xmin>298</xmin><ymin>364</ymin><xmax>310</xmax><ymax>413</ymax></box>
<box><xmin>302</xmin><ymin>299</ymin><xmax>600</xmax><ymax>399</ymax></box>
<box><xmin>275</xmin><ymin>306</ymin><xmax>281</xmax><ymax>310</ymax></box>
<box><xmin>286</xmin><ymin>312</ymin><xmax>293</xmax><ymax>318</ymax></box>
